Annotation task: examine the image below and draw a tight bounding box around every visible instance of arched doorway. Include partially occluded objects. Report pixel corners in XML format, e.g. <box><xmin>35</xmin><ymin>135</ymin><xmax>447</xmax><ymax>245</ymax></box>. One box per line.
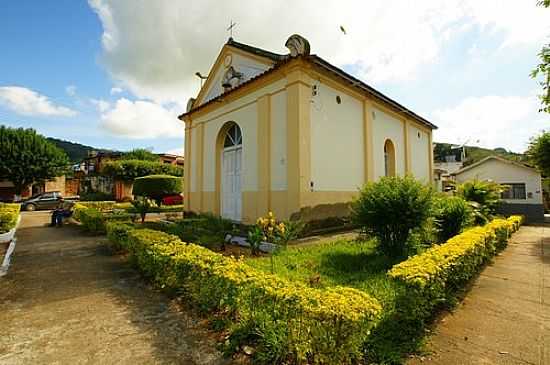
<box><xmin>219</xmin><ymin>123</ymin><xmax>242</xmax><ymax>221</ymax></box>
<box><xmin>384</xmin><ymin>139</ymin><xmax>396</xmax><ymax>177</ymax></box>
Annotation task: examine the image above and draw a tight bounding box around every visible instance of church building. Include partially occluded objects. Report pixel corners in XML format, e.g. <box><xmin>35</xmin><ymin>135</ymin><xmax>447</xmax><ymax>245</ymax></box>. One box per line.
<box><xmin>179</xmin><ymin>34</ymin><xmax>437</xmax><ymax>224</ymax></box>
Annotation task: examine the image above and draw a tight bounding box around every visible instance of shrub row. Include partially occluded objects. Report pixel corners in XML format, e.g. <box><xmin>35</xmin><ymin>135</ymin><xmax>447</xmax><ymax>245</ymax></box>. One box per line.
<box><xmin>73</xmin><ymin>203</ymin><xmax>135</xmax><ymax>234</ymax></box>
<box><xmin>388</xmin><ymin>215</ymin><xmax>523</xmax><ymax>320</ymax></box>
<box><xmin>106</xmin><ymin>223</ymin><xmax>382</xmax><ymax>364</ymax></box>
<box><xmin>0</xmin><ymin>203</ymin><xmax>20</xmax><ymax>234</ymax></box>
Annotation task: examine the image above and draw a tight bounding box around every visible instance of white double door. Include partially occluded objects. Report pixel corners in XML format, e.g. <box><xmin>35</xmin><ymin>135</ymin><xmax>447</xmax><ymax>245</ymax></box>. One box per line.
<box><xmin>221</xmin><ymin>146</ymin><xmax>242</xmax><ymax>221</ymax></box>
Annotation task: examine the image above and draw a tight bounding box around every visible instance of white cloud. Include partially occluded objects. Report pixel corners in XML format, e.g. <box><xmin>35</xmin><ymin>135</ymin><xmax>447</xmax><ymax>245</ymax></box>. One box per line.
<box><xmin>0</xmin><ymin>86</ymin><xmax>77</xmax><ymax>117</ymax></box>
<box><xmin>110</xmin><ymin>87</ymin><xmax>123</xmax><ymax>95</ymax></box>
<box><xmin>432</xmin><ymin>93</ymin><xmax>547</xmax><ymax>153</ymax></box>
<box><xmin>90</xmin><ymin>98</ymin><xmax>111</xmax><ymax>112</ymax></box>
<box><xmin>99</xmin><ymin>98</ymin><xmax>183</xmax><ymax>138</ymax></box>
<box><xmin>65</xmin><ymin>85</ymin><xmax>77</xmax><ymax>97</ymax></box>
<box><xmin>165</xmin><ymin>147</ymin><xmax>184</xmax><ymax>156</ymax></box>
<box><xmin>88</xmin><ymin>0</ymin><xmax>550</xmax><ymax>104</ymax></box>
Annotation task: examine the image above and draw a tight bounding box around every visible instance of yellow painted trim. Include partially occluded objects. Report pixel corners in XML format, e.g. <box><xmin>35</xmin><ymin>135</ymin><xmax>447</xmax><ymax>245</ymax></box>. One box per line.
<box><xmin>184</xmin><ymin>120</ymin><xmax>192</xmax><ymax>209</ymax></box>
<box><xmin>363</xmin><ymin>100</ymin><xmax>374</xmax><ymax>182</ymax></box>
<box><xmin>404</xmin><ymin>119</ymin><xmax>411</xmax><ymax>173</ymax></box>
<box><xmin>257</xmin><ymin>94</ymin><xmax>271</xmax><ymax>216</ymax></box>
<box><xmin>196</xmin><ymin>122</ymin><xmax>205</xmax><ymax>211</ymax></box>
<box><xmin>286</xmin><ymin>68</ymin><xmax>312</xmax><ymax>216</ymax></box>
<box><xmin>428</xmin><ymin>131</ymin><xmax>434</xmax><ymax>183</ymax></box>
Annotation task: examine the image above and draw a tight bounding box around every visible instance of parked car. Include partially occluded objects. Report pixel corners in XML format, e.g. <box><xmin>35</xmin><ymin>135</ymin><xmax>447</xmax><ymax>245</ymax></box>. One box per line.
<box><xmin>162</xmin><ymin>194</ymin><xmax>183</xmax><ymax>206</ymax></box>
<box><xmin>21</xmin><ymin>192</ymin><xmax>79</xmax><ymax>211</ymax></box>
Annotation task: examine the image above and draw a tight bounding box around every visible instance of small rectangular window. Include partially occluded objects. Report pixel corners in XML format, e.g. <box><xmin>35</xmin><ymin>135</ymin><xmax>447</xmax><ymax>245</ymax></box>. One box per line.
<box><xmin>501</xmin><ymin>183</ymin><xmax>526</xmax><ymax>200</ymax></box>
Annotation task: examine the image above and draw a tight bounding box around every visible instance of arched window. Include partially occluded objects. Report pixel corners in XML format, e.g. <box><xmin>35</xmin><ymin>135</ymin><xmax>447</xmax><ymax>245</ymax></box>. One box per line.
<box><xmin>223</xmin><ymin>123</ymin><xmax>242</xmax><ymax>148</ymax></box>
<box><xmin>384</xmin><ymin>139</ymin><xmax>396</xmax><ymax>177</ymax></box>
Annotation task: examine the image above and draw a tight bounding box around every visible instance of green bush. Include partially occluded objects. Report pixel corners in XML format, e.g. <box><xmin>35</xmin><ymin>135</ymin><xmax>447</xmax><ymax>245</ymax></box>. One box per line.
<box><xmin>456</xmin><ymin>179</ymin><xmax>506</xmax><ymax>224</ymax></box>
<box><xmin>103</xmin><ymin>159</ymin><xmax>183</xmax><ymax>180</ymax></box>
<box><xmin>105</xmin><ymin>221</ymin><xmax>133</xmax><ymax>253</ymax></box>
<box><xmin>432</xmin><ymin>196</ymin><xmax>474</xmax><ymax>243</ymax></box>
<box><xmin>79</xmin><ymin>191</ymin><xmax>114</xmax><ymax>201</ymax></box>
<box><xmin>352</xmin><ymin>176</ymin><xmax>433</xmax><ymax>259</ymax></box>
<box><xmin>133</xmin><ymin>174</ymin><xmax>183</xmax><ymax>204</ymax></box>
<box><xmin>73</xmin><ymin>203</ymin><xmax>135</xmax><ymax>234</ymax></box>
<box><xmin>389</xmin><ymin>215</ymin><xmax>523</xmax><ymax>321</ymax></box>
<box><xmin>106</xmin><ymin>224</ymin><xmax>382</xmax><ymax>363</ymax></box>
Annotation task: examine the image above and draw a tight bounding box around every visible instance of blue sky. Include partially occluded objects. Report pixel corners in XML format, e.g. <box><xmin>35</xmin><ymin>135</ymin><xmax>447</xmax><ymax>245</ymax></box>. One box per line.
<box><xmin>0</xmin><ymin>1</ymin><xmax>548</xmax><ymax>154</ymax></box>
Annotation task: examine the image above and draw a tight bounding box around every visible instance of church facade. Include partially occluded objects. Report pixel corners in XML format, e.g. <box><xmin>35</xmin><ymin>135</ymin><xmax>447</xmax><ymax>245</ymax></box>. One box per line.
<box><xmin>179</xmin><ymin>35</ymin><xmax>437</xmax><ymax>224</ymax></box>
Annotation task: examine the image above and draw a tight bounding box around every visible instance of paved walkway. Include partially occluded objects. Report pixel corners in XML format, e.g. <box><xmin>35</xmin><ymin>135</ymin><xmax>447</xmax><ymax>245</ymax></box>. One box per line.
<box><xmin>409</xmin><ymin>225</ymin><xmax>549</xmax><ymax>365</ymax></box>
<box><xmin>0</xmin><ymin>211</ymin><xmax>228</xmax><ymax>364</ymax></box>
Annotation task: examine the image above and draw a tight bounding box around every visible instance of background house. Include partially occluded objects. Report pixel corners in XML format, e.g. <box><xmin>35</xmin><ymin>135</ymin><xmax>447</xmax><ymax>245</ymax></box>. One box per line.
<box><xmin>452</xmin><ymin>156</ymin><xmax>544</xmax><ymax>222</ymax></box>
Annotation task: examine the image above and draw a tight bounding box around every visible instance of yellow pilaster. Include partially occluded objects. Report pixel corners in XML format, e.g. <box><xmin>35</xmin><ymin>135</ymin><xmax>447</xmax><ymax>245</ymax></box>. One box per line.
<box><xmin>404</xmin><ymin>119</ymin><xmax>411</xmax><ymax>174</ymax></box>
<box><xmin>184</xmin><ymin>119</ymin><xmax>192</xmax><ymax>210</ymax></box>
<box><xmin>428</xmin><ymin>131</ymin><xmax>434</xmax><ymax>184</ymax></box>
<box><xmin>363</xmin><ymin>99</ymin><xmax>374</xmax><ymax>182</ymax></box>
<box><xmin>257</xmin><ymin>94</ymin><xmax>271</xmax><ymax>216</ymax></box>
<box><xmin>196</xmin><ymin>122</ymin><xmax>205</xmax><ymax>211</ymax></box>
<box><xmin>286</xmin><ymin>67</ymin><xmax>312</xmax><ymax>218</ymax></box>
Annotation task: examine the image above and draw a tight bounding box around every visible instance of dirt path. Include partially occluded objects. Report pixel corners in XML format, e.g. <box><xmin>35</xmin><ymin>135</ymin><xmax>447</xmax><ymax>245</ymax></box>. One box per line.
<box><xmin>409</xmin><ymin>225</ymin><xmax>550</xmax><ymax>365</ymax></box>
<box><xmin>0</xmin><ymin>211</ymin><xmax>228</xmax><ymax>365</ymax></box>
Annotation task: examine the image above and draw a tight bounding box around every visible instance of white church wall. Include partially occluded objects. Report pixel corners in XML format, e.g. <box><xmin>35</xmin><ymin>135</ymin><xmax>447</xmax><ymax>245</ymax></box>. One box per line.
<box><xmin>270</xmin><ymin>90</ymin><xmax>287</xmax><ymax>191</ymax></box>
<box><xmin>372</xmin><ymin>108</ymin><xmax>406</xmax><ymax>179</ymax></box>
<box><xmin>310</xmin><ymin>81</ymin><xmax>364</xmax><ymax>191</ymax></box>
<box><xmin>408</xmin><ymin>124</ymin><xmax>430</xmax><ymax>182</ymax></box>
<box><xmin>197</xmin><ymin>79</ymin><xmax>287</xmax><ymax>194</ymax></box>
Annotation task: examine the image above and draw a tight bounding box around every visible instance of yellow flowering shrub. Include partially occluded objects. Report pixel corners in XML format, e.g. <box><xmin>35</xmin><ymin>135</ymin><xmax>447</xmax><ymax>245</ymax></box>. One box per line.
<box><xmin>107</xmin><ymin>224</ymin><xmax>382</xmax><ymax>364</ymax></box>
<box><xmin>0</xmin><ymin>203</ymin><xmax>20</xmax><ymax>234</ymax></box>
<box><xmin>388</xmin><ymin>215</ymin><xmax>523</xmax><ymax>319</ymax></box>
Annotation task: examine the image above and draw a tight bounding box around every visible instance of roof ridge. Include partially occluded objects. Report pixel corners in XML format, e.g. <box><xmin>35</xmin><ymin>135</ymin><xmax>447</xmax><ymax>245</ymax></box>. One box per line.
<box><xmin>226</xmin><ymin>38</ymin><xmax>286</xmax><ymax>62</ymax></box>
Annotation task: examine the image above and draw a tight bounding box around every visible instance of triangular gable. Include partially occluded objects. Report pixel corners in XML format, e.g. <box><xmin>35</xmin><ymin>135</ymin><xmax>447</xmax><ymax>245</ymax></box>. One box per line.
<box><xmin>193</xmin><ymin>42</ymin><xmax>277</xmax><ymax>108</ymax></box>
<box><xmin>453</xmin><ymin>156</ymin><xmax>538</xmax><ymax>176</ymax></box>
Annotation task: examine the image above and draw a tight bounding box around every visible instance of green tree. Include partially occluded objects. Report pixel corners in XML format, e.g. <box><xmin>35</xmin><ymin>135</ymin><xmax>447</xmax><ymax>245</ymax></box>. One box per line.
<box><xmin>102</xmin><ymin>159</ymin><xmax>183</xmax><ymax>180</ymax></box>
<box><xmin>0</xmin><ymin>126</ymin><xmax>69</xmax><ymax>197</ymax></box>
<box><xmin>121</xmin><ymin>148</ymin><xmax>159</xmax><ymax>161</ymax></box>
<box><xmin>527</xmin><ymin>130</ymin><xmax>550</xmax><ymax>176</ymax></box>
<box><xmin>132</xmin><ymin>174</ymin><xmax>183</xmax><ymax>206</ymax></box>
<box><xmin>531</xmin><ymin>0</ymin><xmax>550</xmax><ymax>113</ymax></box>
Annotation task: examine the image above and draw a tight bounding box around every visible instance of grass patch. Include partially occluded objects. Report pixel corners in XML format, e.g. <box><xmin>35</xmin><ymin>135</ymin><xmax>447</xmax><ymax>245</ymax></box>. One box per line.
<box><xmin>245</xmin><ymin>239</ymin><xmax>425</xmax><ymax>364</ymax></box>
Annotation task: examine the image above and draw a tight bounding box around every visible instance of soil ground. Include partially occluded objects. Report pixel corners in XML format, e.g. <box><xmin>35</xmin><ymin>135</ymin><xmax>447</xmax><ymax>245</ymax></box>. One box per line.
<box><xmin>0</xmin><ymin>211</ymin><xmax>229</xmax><ymax>365</ymax></box>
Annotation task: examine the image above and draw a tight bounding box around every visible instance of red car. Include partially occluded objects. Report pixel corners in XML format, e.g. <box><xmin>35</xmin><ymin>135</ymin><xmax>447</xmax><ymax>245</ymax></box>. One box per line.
<box><xmin>162</xmin><ymin>194</ymin><xmax>183</xmax><ymax>205</ymax></box>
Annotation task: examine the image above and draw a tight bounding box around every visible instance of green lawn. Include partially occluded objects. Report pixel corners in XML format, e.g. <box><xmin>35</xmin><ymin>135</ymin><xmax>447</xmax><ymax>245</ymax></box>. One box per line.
<box><xmin>246</xmin><ymin>239</ymin><xmax>403</xmax><ymax>309</ymax></box>
<box><xmin>246</xmin><ymin>238</ymin><xmax>422</xmax><ymax>364</ymax></box>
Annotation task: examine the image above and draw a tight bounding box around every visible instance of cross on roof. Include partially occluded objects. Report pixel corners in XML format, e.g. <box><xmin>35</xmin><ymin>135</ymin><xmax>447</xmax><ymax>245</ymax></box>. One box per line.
<box><xmin>227</xmin><ymin>20</ymin><xmax>237</xmax><ymax>38</ymax></box>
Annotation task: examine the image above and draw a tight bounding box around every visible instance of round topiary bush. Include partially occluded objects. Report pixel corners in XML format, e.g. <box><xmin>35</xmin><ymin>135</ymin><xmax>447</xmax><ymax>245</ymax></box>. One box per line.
<box><xmin>132</xmin><ymin>174</ymin><xmax>183</xmax><ymax>205</ymax></box>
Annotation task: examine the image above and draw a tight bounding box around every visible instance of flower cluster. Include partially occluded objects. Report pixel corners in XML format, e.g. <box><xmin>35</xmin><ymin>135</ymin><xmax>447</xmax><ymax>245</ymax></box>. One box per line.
<box><xmin>255</xmin><ymin>211</ymin><xmax>285</xmax><ymax>242</ymax></box>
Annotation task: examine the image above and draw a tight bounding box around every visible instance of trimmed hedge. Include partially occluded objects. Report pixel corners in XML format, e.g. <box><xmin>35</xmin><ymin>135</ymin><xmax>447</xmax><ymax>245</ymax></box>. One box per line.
<box><xmin>0</xmin><ymin>203</ymin><xmax>20</xmax><ymax>234</ymax></box>
<box><xmin>74</xmin><ymin>203</ymin><xmax>135</xmax><ymax>234</ymax></box>
<box><xmin>388</xmin><ymin>215</ymin><xmax>523</xmax><ymax>320</ymax></box>
<box><xmin>106</xmin><ymin>224</ymin><xmax>382</xmax><ymax>364</ymax></box>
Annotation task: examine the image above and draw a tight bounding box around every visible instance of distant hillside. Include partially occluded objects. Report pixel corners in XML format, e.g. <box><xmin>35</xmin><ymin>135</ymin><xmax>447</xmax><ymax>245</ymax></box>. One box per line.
<box><xmin>434</xmin><ymin>142</ymin><xmax>526</xmax><ymax>166</ymax></box>
<box><xmin>47</xmin><ymin>138</ymin><xmax>109</xmax><ymax>163</ymax></box>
